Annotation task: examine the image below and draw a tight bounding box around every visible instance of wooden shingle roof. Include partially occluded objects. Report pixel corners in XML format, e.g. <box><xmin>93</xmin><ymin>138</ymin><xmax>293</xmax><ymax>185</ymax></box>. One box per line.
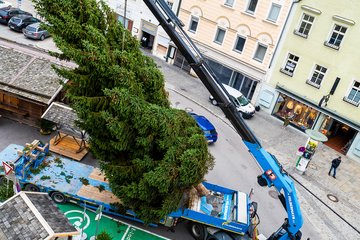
<box><xmin>0</xmin><ymin>191</ymin><xmax>78</xmax><ymax>240</ymax></box>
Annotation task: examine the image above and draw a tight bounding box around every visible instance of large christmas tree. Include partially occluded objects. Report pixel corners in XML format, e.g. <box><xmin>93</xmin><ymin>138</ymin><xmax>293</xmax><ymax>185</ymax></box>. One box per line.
<box><xmin>34</xmin><ymin>0</ymin><xmax>214</xmax><ymax>222</ymax></box>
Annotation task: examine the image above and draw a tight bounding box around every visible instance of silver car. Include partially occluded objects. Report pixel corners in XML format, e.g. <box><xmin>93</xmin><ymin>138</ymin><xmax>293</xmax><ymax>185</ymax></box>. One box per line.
<box><xmin>23</xmin><ymin>22</ymin><xmax>50</xmax><ymax>41</ymax></box>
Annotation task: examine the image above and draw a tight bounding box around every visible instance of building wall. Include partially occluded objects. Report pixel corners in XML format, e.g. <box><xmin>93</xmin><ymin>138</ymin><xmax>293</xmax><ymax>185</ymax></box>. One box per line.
<box><xmin>176</xmin><ymin>0</ymin><xmax>293</xmax><ymax>102</ymax></box>
<box><xmin>179</xmin><ymin>0</ymin><xmax>291</xmax><ymax>73</ymax></box>
<box><xmin>265</xmin><ymin>0</ymin><xmax>360</xmax><ymax>124</ymax></box>
<box><xmin>259</xmin><ymin>0</ymin><xmax>360</xmax><ymax>162</ymax></box>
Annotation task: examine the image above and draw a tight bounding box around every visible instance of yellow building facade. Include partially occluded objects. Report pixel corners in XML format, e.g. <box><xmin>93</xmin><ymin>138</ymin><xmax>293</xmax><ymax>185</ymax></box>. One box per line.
<box><xmin>258</xmin><ymin>0</ymin><xmax>360</xmax><ymax>162</ymax></box>
<box><xmin>174</xmin><ymin>0</ymin><xmax>293</xmax><ymax>102</ymax></box>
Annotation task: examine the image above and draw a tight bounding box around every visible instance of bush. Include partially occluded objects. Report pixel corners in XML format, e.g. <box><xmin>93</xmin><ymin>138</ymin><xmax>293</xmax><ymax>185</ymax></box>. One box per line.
<box><xmin>96</xmin><ymin>231</ymin><xmax>112</xmax><ymax>240</ymax></box>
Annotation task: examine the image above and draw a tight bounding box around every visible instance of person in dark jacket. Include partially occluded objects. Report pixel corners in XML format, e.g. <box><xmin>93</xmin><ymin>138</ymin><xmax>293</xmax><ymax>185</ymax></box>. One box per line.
<box><xmin>328</xmin><ymin>156</ymin><xmax>342</xmax><ymax>178</ymax></box>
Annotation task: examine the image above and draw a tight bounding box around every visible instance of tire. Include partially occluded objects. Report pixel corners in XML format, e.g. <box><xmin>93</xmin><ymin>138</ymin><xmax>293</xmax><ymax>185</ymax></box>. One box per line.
<box><xmin>24</xmin><ymin>184</ymin><xmax>40</xmax><ymax>192</ymax></box>
<box><xmin>51</xmin><ymin>192</ymin><xmax>67</xmax><ymax>204</ymax></box>
<box><xmin>40</xmin><ymin>35</ymin><xmax>45</xmax><ymax>41</ymax></box>
<box><xmin>189</xmin><ymin>222</ymin><xmax>206</xmax><ymax>240</ymax></box>
<box><xmin>213</xmin><ymin>232</ymin><xmax>233</xmax><ymax>240</ymax></box>
<box><xmin>211</xmin><ymin>99</ymin><xmax>218</xmax><ymax>106</ymax></box>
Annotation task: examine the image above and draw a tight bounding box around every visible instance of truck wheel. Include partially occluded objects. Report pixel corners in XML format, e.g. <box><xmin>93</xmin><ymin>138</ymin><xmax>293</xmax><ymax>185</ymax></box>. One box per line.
<box><xmin>189</xmin><ymin>222</ymin><xmax>206</xmax><ymax>240</ymax></box>
<box><xmin>51</xmin><ymin>192</ymin><xmax>67</xmax><ymax>204</ymax></box>
<box><xmin>211</xmin><ymin>99</ymin><xmax>218</xmax><ymax>106</ymax></box>
<box><xmin>24</xmin><ymin>184</ymin><xmax>40</xmax><ymax>192</ymax></box>
<box><xmin>212</xmin><ymin>232</ymin><xmax>233</xmax><ymax>240</ymax></box>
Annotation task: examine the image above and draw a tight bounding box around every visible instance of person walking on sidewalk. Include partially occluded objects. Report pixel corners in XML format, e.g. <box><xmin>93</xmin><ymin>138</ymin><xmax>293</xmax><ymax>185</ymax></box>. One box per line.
<box><xmin>328</xmin><ymin>156</ymin><xmax>342</xmax><ymax>178</ymax></box>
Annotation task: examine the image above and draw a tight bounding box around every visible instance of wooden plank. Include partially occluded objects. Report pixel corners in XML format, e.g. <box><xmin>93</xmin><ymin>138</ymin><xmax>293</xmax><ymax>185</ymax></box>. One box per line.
<box><xmin>49</xmin><ymin>134</ymin><xmax>88</xmax><ymax>161</ymax></box>
<box><xmin>77</xmin><ymin>185</ymin><xmax>120</xmax><ymax>205</ymax></box>
<box><xmin>89</xmin><ymin>168</ymin><xmax>108</xmax><ymax>183</ymax></box>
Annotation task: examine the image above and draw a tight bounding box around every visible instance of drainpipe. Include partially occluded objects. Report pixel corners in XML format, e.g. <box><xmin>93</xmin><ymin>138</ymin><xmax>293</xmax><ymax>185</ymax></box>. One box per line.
<box><xmin>176</xmin><ymin>0</ymin><xmax>182</xmax><ymax>16</ymax></box>
<box><xmin>269</xmin><ymin>0</ymin><xmax>302</xmax><ymax>68</ymax></box>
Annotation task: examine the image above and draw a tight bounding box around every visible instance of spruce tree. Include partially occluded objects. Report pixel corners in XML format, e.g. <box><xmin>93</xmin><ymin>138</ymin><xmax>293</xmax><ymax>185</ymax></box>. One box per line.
<box><xmin>34</xmin><ymin>0</ymin><xmax>214</xmax><ymax>222</ymax></box>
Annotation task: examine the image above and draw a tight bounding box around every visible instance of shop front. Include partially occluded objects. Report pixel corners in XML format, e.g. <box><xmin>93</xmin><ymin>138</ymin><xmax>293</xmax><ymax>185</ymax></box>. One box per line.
<box><xmin>272</xmin><ymin>93</ymin><xmax>319</xmax><ymax>131</ymax></box>
<box><xmin>273</xmin><ymin>87</ymin><xmax>360</xmax><ymax>158</ymax></box>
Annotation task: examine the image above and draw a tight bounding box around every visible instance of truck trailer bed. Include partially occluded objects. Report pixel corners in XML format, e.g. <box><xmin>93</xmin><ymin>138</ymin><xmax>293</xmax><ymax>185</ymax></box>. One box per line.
<box><xmin>0</xmin><ymin>144</ymin><xmax>119</xmax><ymax>205</ymax></box>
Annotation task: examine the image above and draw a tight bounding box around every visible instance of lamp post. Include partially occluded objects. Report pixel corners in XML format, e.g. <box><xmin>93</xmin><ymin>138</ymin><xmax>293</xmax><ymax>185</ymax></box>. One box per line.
<box><xmin>122</xmin><ymin>0</ymin><xmax>128</xmax><ymax>51</ymax></box>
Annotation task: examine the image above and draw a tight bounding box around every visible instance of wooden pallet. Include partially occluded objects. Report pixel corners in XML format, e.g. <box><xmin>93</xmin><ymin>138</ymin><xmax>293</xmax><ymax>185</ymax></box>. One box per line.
<box><xmin>89</xmin><ymin>168</ymin><xmax>108</xmax><ymax>183</ymax></box>
<box><xmin>77</xmin><ymin>185</ymin><xmax>120</xmax><ymax>205</ymax></box>
<box><xmin>49</xmin><ymin>133</ymin><xmax>88</xmax><ymax>161</ymax></box>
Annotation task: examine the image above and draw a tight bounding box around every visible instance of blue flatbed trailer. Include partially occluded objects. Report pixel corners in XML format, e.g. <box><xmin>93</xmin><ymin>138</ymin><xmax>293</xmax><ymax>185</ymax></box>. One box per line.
<box><xmin>0</xmin><ymin>142</ymin><xmax>254</xmax><ymax>238</ymax></box>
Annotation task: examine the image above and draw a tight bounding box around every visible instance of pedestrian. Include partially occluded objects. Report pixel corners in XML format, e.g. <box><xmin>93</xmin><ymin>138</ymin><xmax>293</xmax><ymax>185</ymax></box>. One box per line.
<box><xmin>282</xmin><ymin>113</ymin><xmax>293</xmax><ymax>129</ymax></box>
<box><xmin>328</xmin><ymin>156</ymin><xmax>342</xmax><ymax>178</ymax></box>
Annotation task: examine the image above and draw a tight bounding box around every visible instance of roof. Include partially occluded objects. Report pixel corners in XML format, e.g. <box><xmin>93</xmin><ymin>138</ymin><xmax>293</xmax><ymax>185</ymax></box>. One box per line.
<box><xmin>0</xmin><ymin>46</ymin><xmax>68</xmax><ymax>105</ymax></box>
<box><xmin>0</xmin><ymin>191</ymin><xmax>78</xmax><ymax>240</ymax></box>
<box><xmin>41</xmin><ymin>102</ymin><xmax>85</xmax><ymax>138</ymax></box>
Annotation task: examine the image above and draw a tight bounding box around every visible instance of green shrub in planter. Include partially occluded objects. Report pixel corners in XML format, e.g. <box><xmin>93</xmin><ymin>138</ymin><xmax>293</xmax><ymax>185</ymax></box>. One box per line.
<box><xmin>96</xmin><ymin>231</ymin><xmax>112</xmax><ymax>240</ymax></box>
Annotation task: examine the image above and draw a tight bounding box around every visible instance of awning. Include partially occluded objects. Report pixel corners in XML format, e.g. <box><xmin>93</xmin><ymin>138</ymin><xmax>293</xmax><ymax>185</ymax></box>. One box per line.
<box><xmin>276</xmin><ymin>85</ymin><xmax>360</xmax><ymax>132</ymax></box>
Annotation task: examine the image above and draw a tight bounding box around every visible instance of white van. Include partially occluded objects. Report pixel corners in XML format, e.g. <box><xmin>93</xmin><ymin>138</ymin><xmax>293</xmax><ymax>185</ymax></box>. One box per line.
<box><xmin>209</xmin><ymin>84</ymin><xmax>256</xmax><ymax>119</ymax></box>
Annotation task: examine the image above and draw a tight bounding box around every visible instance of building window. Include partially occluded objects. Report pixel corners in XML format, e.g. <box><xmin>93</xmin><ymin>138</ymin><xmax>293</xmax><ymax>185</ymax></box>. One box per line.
<box><xmin>273</xmin><ymin>94</ymin><xmax>319</xmax><ymax>131</ymax></box>
<box><xmin>224</xmin><ymin>0</ymin><xmax>234</xmax><ymax>7</ymax></box>
<box><xmin>189</xmin><ymin>16</ymin><xmax>199</xmax><ymax>33</ymax></box>
<box><xmin>306</xmin><ymin>65</ymin><xmax>327</xmax><ymax>88</ymax></box>
<box><xmin>324</xmin><ymin>24</ymin><xmax>347</xmax><ymax>50</ymax></box>
<box><xmin>344</xmin><ymin>81</ymin><xmax>360</xmax><ymax>106</ymax></box>
<box><xmin>246</xmin><ymin>0</ymin><xmax>258</xmax><ymax>14</ymax></box>
<box><xmin>233</xmin><ymin>35</ymin><xmax>246</xmax><ymax>53</ymax></box>
<box><xmin>294</xmin><ymin>13</ymin><xmax>314</xmax><ymax>38</ymax></box>
<box><xmin>267</xmin><ymin>4</ymin><xmax>281</xmax><ymax>22</ymax></box>
<box><xmin>167</xmin><ymin>1</ymin><xmax>173</xmax><ymax>9</ymax></box>
<box><xmin>253</xmin><ymin>44</ymin><xmax>267</xmax><ymax>62</ymax></box>
<box><xmin>280</xmin><ymin>53</ymin><xmax>299</xmax><ymax>76</ymax></box>
<box><xmin>214</xmin><ymin>28</ymin><xmax>226</xmax><ymax>44</ymax></box>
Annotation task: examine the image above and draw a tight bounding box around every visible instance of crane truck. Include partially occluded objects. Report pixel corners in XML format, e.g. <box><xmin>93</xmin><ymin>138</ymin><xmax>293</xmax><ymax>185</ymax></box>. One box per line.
<box><xmin>142</xmin><ymin>0</ymin><xmax>304</xmax><ymax>239</ymax></box>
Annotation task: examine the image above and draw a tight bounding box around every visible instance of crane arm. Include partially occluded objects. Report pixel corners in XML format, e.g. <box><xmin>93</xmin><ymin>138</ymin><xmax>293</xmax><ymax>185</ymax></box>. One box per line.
<box><xmin>142</xmin><ymin>0</ymin><xmax>303</xmax><ymax>239</ymax></box>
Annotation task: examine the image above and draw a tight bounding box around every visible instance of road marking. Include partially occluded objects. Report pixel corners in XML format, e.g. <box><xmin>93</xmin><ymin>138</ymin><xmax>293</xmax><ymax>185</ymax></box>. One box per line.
<box><xmin>121</xmin><ymin>225</ymin><xmax>131</xmax><ymax>240</ymax></box>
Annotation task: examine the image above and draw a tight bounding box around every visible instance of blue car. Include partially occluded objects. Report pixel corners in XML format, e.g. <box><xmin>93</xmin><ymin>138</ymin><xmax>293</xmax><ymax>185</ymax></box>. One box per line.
<box><xmin>189</xmin><ymin>112</ymin><xmax>218</xmax><ymax>143</ymax></box>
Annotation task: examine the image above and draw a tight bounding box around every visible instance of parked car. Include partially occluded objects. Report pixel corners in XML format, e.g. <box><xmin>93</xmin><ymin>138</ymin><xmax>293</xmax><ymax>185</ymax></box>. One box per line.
<box><xmin>0</xmin><ymin>7</ymin><xmax>32</xmax><ymax>24</ymax></box>
<box><xmin>209</xmin><ymin>84</ymin><xmax>256</xmax><ymax>119</ymax></box>
<box><xmin>0</xmin><ymin>0</ymin><xmax>11</xmax><ymax>8</ymax></box>
<box><xmin>8</xmin><ymin>15</ymin><xmax>40</xmax><ymax>32</ymax></box>
<box><xmin>23</xmin><ymin>22</ymin><xmax>50</xmax><ymax>40</ymax></box>
<box><xmin>189</xmin><ymin>112</ymin><xmax>218</xmax><ymax>143</ymax></box>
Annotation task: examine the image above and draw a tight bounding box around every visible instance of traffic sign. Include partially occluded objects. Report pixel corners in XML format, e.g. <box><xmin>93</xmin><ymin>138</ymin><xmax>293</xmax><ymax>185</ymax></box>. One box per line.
<box><xmin>2</xmin><ymin>162</ymin><xmax>13</xmax><ymax>175</ymax></box>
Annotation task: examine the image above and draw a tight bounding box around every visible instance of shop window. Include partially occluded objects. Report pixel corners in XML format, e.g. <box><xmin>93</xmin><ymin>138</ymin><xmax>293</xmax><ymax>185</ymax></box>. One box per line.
<box><xmin>306</xmin><ymin>65</ymin><xmax>327</xmax><ymax>88</ymax></box>
<box><xmin>246</xmin><ymin>0</ymin><xmax>258</xmax><ymax>14</ymax></box>
<box><xmin>214</xmin><ymin>27</ymin><xmax>226</xmax><ymax>45</ymax></box>
<box><xmin>272</xmin><ymin>94</ymin><xmax>318</xmax><ymax>131</ymax></box>
<box><xmin>233</xmin><ymin>35</ymin><xmax>246</xmax><ymax>53</ymax></box>
<box><xmin>294</xmin><ymin>13</ymin><xmax>314</xmax><ymax>38</ymax></box>
<box><xmin>324</xmin><ymin>24</ymin><xmax>347</xmax><ymax>50</ymax></box>
<box><xmin>224</xmin><ymin>0</ymin><xmax>235</xmax><ymax>7</ymax></box>
<box><xmin>189</xmin><ymin>16</ymin><xmax>199</xmax><ymax>33</ymax></box>
<box><xmin>206</xmin><ymin>58</ymin><xmax>232</xmax><ymax>85</ymax></box>
<box><xmin>280</xmin><ymin>53</ymin><xmax>299</xmax><ymax>77</ymax></box>
<box><xmin>267</xmin><ymin>4</ymin><xmax>281</xmax><ymax>23</ymax></box>
<box><xmin>343</xmin><ymin>80</ymin><xmax>360</xmax><ymax>106</ymax></box>
<box><xmin>253</xmin><ymin>44</ymin><xmax>267</xmax><ymax>62</ymax></box>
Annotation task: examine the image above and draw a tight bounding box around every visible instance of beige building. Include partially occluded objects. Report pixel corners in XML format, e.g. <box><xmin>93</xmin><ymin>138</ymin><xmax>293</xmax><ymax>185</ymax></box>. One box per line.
<box><xmin>257</xmin><ymin>0</ymin><xmax>360</xmax><ymax>162</ymax></box>
<box><xmin>174</xmin><ymin>0</ymin><xmax>294</xmax><ymax>102</ymax></box>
